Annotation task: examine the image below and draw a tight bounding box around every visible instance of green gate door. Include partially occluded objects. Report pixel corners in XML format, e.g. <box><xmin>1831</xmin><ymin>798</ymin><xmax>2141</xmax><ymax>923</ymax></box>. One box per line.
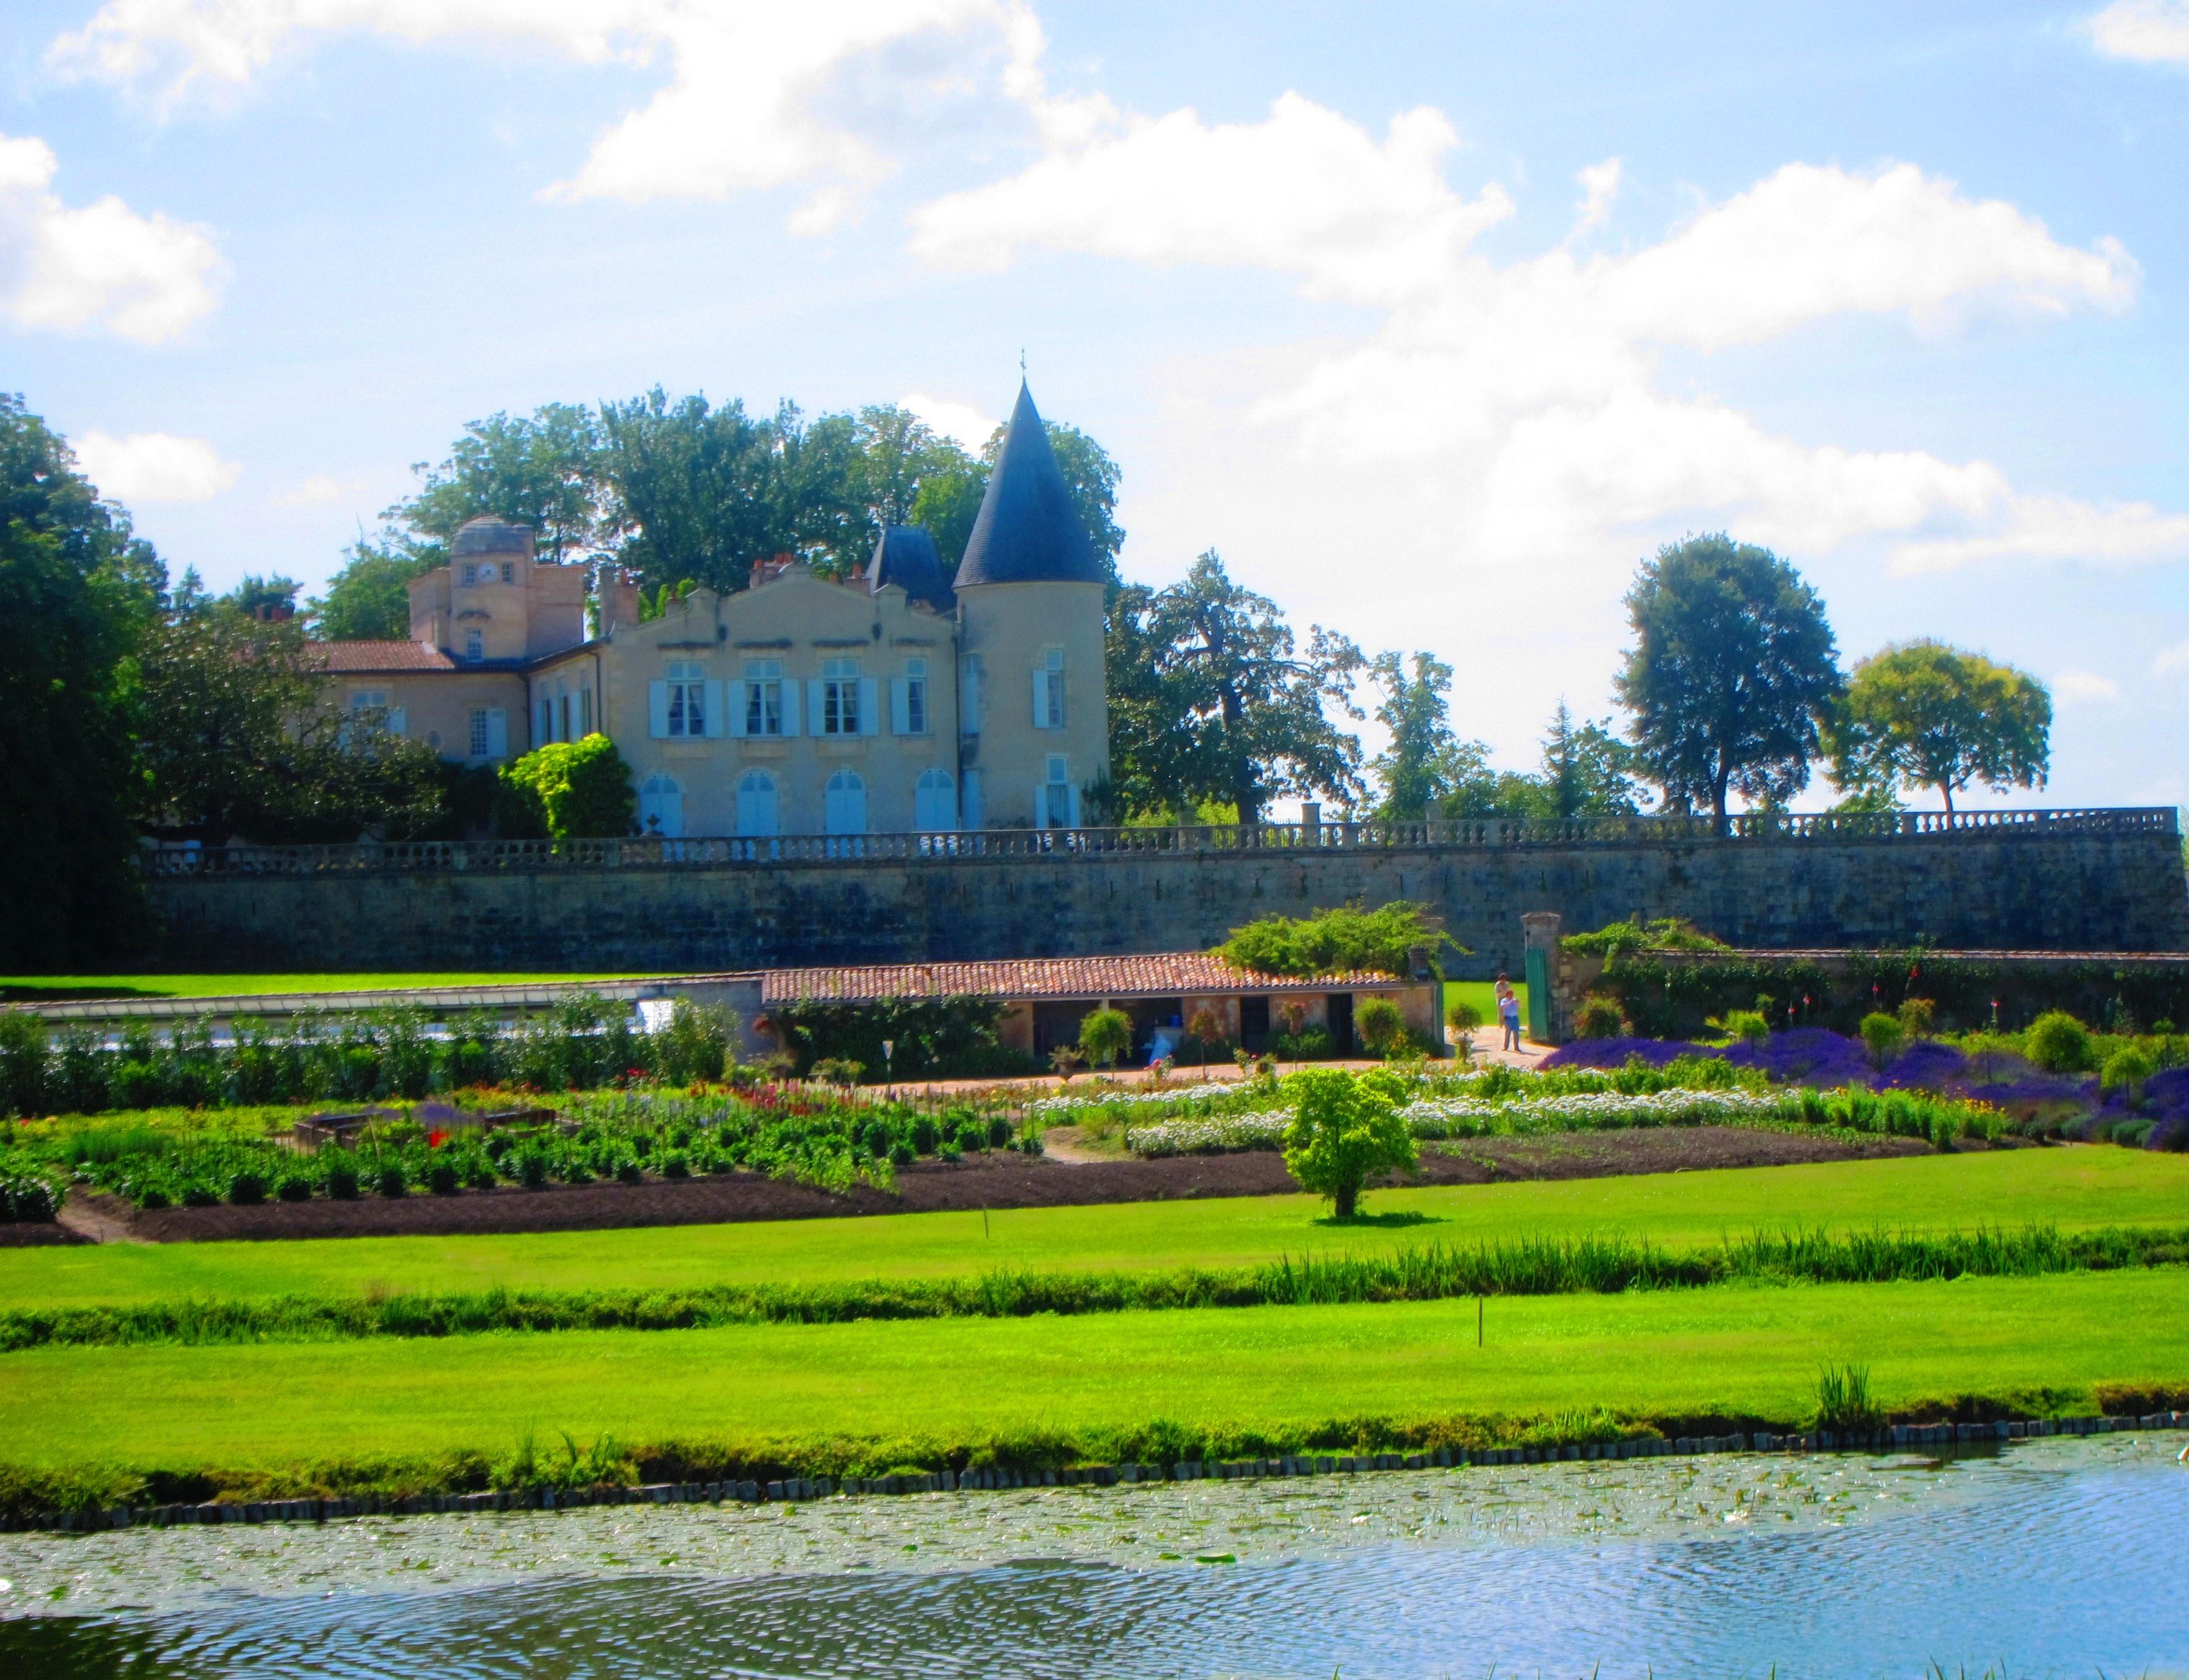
<box><xmin>1524</xmin><ymin>948</ymin><xmax>1550</xmax><ymax>1044</ymax></box>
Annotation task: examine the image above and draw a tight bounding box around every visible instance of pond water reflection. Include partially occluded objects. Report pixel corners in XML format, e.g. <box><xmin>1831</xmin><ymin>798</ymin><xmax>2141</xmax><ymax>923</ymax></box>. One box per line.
<box><xmin>2</xmin><ymin>1434</ymin><xmax>2183</xmax><ymax>1678</ymax></box>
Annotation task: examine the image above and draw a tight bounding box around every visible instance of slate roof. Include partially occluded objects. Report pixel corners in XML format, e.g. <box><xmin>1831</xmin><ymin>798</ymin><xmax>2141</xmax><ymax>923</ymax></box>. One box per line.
<box><xmin>867</xmin><ymin>525</ymin><xmax>954</xmax><ymax>612</ymax></box>
<box><xmin>316</xmin><ymin>641</ymin><xmax>459</xmax><ymax>673</ymax></box>
<box><xmin>952</xmin><ymin>382</ymin><xmax>1106</xmax><ymax>588</ymax></box>
<box><xmin>450</xmin><ymin>517</ymin><xmax>535</xmax><ymax>558</ymax></box>
<box><xmin>761</xmin><ymin>953</ymin><xmax>1406</xmax><ymax>1005</ymax></box>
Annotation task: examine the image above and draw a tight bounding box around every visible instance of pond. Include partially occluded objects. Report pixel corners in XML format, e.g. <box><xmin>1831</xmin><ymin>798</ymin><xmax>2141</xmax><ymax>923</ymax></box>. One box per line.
<box><xmin>2</xmin><ymin>1433</ymin><xmax>2183</xmax><ymax>1678</ymax></box>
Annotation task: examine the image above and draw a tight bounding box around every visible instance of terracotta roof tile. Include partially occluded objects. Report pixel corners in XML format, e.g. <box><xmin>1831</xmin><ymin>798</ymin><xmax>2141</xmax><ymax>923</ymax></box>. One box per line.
<box><xmin>316</xmin><ymin>641</ymin><xmax>458</xmax><ymax>673</ymax></box>
<box><xmin>761</xmin><ymin>953</ymin><xmax>1406</xmax><ymax>1004</ymax></box>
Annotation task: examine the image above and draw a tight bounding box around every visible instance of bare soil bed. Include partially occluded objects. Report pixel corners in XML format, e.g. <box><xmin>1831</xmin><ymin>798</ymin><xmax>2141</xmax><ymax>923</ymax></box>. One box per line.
<box><xmin>35</xmin><ymin>1126</ymin><xmax>1949</xmax><ymax>1244</ymax></box>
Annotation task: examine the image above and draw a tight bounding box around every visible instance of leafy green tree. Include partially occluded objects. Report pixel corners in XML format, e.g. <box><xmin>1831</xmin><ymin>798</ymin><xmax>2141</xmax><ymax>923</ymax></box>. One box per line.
<box><xmin>306</xmin><ymin>536</ymin><xmax>439</xmax><ymax>641</ymax></box>
<box><xmin>1539</xmin><ymin>701</ymin><xmax>1642</xmax><ymax>819</ymax></box>
<box><xmin>1280</xmin><ymin>1067</ymin><xmax>1418</xmax><ymax>1218</ymax></box>
<box><xmin>496</xmin><ymin>734</ymin><xmax>636</xmax><ymax>839</ymax></box>
<box><xmin>1368</xmin><ymin>651</ymin><xmax>1460</xmax><ymax>820</ymax></box>
<box><xmin>1354</xmin><ymin>995</ymin><xmax>1408</xmax><ymax>1058</ymax></box>
<box><xmin>1077</xmin><ymin>1006</ymin><xmax>1134</xmax><ymax>1069</ymax></box>
<box><xmin>1108</xmin><ymin>551</ymin><xmax>1365</xmax><ymax>823</ymax></box>
<box><xmin>0</xmin><ymin>394</ymin><xmax>162</xmax><ymax>967</ymax></box>
<box><xmin>1614</xmin><ymin>533</ymin><xmax>1842</xmax><ymax>828</ymax></box>
<box><xmin>391</xmin><ymin>402</ymin><xmax>606</xmax><ymax>564</ymax></box>
<box><xmin>133</xmin><ymin>593</ymin><xmax>444</xmax><ymax>841</ymax></box>
<box><xmin>218</xmin><ymin>573</ymin><xmax>301</xmax><ymax>619</ymax></box>
<box><xmin>1826</xmin><ymin>639</ymin><xmax>2050</xmax><ymax>812</ymax></box>
<box><xmin>1215</xmin><ymin>901</ymin><xmax>1450</xmax><ymax>977</ymax></box>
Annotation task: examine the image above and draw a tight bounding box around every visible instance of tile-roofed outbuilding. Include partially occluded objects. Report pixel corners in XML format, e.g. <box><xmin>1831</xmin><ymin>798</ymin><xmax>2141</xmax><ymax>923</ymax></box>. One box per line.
<box><xmin>761</xmin><ymin>952</ymin><xmax>1399</xmax><ymax>1005</ymax></box>
<box><xmin>316</xmin><ymin>641</ymin><xmax>459</xmax><ymax>673</ymax></box>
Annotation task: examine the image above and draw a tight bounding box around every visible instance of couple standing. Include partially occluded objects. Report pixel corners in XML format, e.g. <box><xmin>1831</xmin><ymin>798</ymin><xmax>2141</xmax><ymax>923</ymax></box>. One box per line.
<box><xmin>1494</xmin><ymin>974</ymin><xmax>1522</xmax><ymax>1051</ymax></box>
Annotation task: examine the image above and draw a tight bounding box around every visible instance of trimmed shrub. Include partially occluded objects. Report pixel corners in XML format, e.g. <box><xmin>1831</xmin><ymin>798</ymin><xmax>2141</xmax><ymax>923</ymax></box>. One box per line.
<box><xmin>516</xmin><ymin>1150</ymin><xmax>549</xmax><ymax>1191</ymax></box>
<box><xmin>427</xmin><ymin>1158</ymin><xmax>460</xmax><ymax>1195</ymax></box>
<box><xmin>324</xmin><ymin>1158</ymin><xmax>360</xmax><ymax>1199</ymax></box>
<box><xmin>1356</xmin><ymin>997</ymin><xmax>1406</xmax><ymax>1059</ymax></box>
<box><xmin>2026</xmin><ymin>1011</ymin><xmax>2094</xmax><ymax>1074</ymax></box>
<box><xmin>1858</xmin><ymin>1013</ymin><xmax>1905</xmax><ymax>1069</ymax></box>
<box><xmin>1896</xmin><ymin>997</ymin><xmax>1936</xmax><ymax>1039</ymax></box>
<box><xmin>660</xmin><ymin>1151</ymin><xmax>690</xmax><ymax>1180</ymax></box>
<box><xmin>497</xmin><ymin>733</ymin><xmax>637</xmax><ymax>840</ymax></box>
<box><xmin>910</xmin><ymin>1116</ymin><xmax>939</xmax><ymax>1156</ymax></box>
<box><xmin>1720</xmin><ymin>1010</ymin><xmax>1769</xmax><ymax>1047</ymax></box>
<box><xmin>375</xmin><ymin>1163</ymin><xmax>407</xmax><ymax>1199</ymax></box>
<box><xmin>228</xmin><ymin>1170</ymin><xmax>268</xmax><ymax>1206</ymax></box>
<box><xmin>985</xmin><ymin>1114</ymin><xmax>1012</xmax><ymax>1149</ymax></box>
<box><xmin>275</xmin><ymin>1175</ymin><xmax>313</xmax><ymax>1202</ymax></box>
<box><xmin>615</xmin><ymin>1158</ymin><xmax>644</xmax><ymax>1185</ymax></box>
<box><xmin>2102</xmin><ymin>1045</ymin><xmax>2155</xmax><ymax>1102</ymax></box>
<box><xmin>1077</xmin><ymin>1008</ymin><xmax>1133</xmax><ymax>1070</ymax></box>
<box><xmin>1576</xmin><ymin>996</ymin><xmax>1628</xmax><ymax>1039</ymax></box>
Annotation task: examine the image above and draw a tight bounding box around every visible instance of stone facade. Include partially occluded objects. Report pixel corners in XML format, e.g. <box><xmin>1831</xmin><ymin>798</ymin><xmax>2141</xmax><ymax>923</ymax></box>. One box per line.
<box><xmin>314</xmin><ymin>383</ymin><xmax>1110</xmax><ymax>837</ymax></box>
<box><xmin>143</xmin><ymin>811</ymin><xmax>2189</xmax><ymax>973</ymax></box>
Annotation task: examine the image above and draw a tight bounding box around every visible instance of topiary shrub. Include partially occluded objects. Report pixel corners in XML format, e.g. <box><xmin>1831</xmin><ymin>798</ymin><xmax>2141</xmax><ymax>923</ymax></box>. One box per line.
<box><xmin>517</xmin><ymin>1150</ymin><xmax>549</xmax><ymax>1190</ymax></box>
<box><xmin>275</xmin><ymin>1175</ymin><xmax>313</xmax><ymax>1202</ymax></box>
<box><xmin>324</xmin><ymin>1158</ymin><xmax>360</xmax><ymax>1200</ymax></box>
<box><xmin>1575</xmin><ymin>995</ymin><xmax>1628</xmax><ymax>1039</ymax></box>
<box><xmin>1077</xmin><ymin>1008</ymin><xmax>1133</xmax><ymax>1070</ymax></box>
<box><xmin>2025</xmin><ymin>1011</ymin><xmax>2094</xmax><ymax>1074</ymax></box>
<box><xmin>986</xmin><ymin>1114</ymin><xmax>1012</xmax><ymax>1149</ymax></box>
<box><xmin>888</xmin><ymin>1141</ymin><xmax>915</xmax><ymax>1167</ymax></box>
<box><xmin>938</xmin><ymin>1140</ymin><xmax>963</xmax><ymax>1163</ymax></box>
<box><xmin>660</xmin><ymin>1151</ymin><xmax>690</xmax><ymax>1180</ymax></box>
<box><xmin>228</xmin><ymin>1170</ymin><xmax>268</xmax><ymax>1206</ymax></box>
<box><xmin>2102</xmin><ymin>1045</ymin><xmax>2155</xmax><ymax>1103</ymax></box>
<box><xmin>136</xmin><ymin>1185</ymin><xmax>171</xmax><ymax>1211</ymax></box>
<box><xmin>180</xmin><ymin>1181</ymin><xmax>220</xmax><ymax>1207</ymax></box>
<box><xmin>375</xmin><ymin>1163</ymin><xmax>407</xmax><ymax>1198</ymax></box>
<box><xmin>1356</xmin><ymin>997</ymin><xmax>1406</xmax><ymax>1059</ymax></box>
<box><xmin>615</xmin><ymin>1158</ymin><xmax>644</xmax><ymax>1185</ymax></box>
<box><xmin>427</xmin><ymin>1158</ymin><xmax>460</xmax><ymax>1195</ymax></box>
<box><xmin>1720</xmin><ymin>1010</ymin><xmax>1769</xmax><ymax>1047</ymax></box>
<box><xmin>1859</xmin><ymin>1012</ymin><xmax>1905</xmax><ymax>1070</ymax></box>
<box><xmin>911</xmin><ymin>1116</ymin><xmax>939</xmax><ymax>1155</ymax></box>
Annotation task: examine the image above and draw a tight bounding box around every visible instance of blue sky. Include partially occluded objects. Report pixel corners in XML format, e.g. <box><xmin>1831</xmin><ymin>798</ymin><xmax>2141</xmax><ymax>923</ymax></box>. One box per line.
<box><xmin>4</xmin><ymin>0</ymin><xmax>2186</xmax><ymax>811</ymax></box>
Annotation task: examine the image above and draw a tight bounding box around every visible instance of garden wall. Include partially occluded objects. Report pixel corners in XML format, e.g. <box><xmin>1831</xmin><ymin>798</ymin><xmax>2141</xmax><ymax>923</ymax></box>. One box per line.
<box><xmin>1535</xmin><ymin>929</ymin><xmax>2189</xmax><ymax>1042</ymax></box>
<box><xmin>140</xmin><ymin>809</ymin><xmax>2189</xmax><ymax>976</ymax></box>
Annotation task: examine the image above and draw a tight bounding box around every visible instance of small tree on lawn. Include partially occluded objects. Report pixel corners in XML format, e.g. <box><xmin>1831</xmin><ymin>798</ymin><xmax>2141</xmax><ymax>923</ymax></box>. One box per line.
<box><xmin>1281</xmin><ymin>1067</ymin><xmax>1417</xmax><ymax>1219</ymax></box>
<box><xmin>1077</xmin><ymin>1007</ymin><xmax>1132</xmax><ymax>1070</ymax></box>
<box><xmin>1188</xmin><ymin>1005</ymin><xmax>1222</xmax><ymax>1073</ymax></box>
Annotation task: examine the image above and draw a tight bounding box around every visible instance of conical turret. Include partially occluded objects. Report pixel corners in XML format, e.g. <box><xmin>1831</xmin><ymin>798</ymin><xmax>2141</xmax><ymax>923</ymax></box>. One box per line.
<box><xmin>953</xmin><ymin>383</ymin><xmax>1105</xmax><ymax>587</ymax></box>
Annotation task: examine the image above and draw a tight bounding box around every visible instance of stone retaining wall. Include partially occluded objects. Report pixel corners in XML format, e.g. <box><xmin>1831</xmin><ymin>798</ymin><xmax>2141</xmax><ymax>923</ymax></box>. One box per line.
<box><xmin>142</xmin><ymin>809</ymin><xmax>2189</xmax><ymax>976</ymax></box>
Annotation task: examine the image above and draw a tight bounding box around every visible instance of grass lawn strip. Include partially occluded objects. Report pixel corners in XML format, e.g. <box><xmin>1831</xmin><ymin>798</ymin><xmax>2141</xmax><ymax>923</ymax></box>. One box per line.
<box><xmin>6</xmin><ymin>1147</ymin><xmax>2181</xmax><ymax>1310</ymax></box>
<box><xmin>1</xmin><ymin>1270</ymin><xmax>2182</xmax><ymax>1475</ymax></box>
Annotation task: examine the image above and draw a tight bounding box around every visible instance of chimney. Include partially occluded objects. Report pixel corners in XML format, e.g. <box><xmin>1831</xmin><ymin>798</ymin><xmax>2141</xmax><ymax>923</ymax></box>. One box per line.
<box><xmin>598</xmin><ymin>567</ymin><xmax>642</xmax><ymax>634</ymax></box>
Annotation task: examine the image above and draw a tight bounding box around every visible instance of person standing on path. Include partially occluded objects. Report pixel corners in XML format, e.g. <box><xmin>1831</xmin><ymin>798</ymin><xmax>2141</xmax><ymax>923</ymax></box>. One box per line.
<box><xmin>1495</xmin><ymin>974</ymin><xmax>1522</xmax><ymax>1051</ymax></box>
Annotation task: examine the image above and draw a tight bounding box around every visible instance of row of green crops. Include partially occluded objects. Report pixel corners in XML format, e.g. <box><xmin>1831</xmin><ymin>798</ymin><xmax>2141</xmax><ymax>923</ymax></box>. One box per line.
<box><xmin>20</xmin><ymin>1090</ymin><xmax>1042</xmax><ymax>1210</ymax></box>
<box><xmin>5</xmin><ymin>1224</ymin><xmax>2183</xmax><ymax>1350</ymax></box>
<box><xmin>0</xmin><ymin>995</ymin><xmax>742</xmax><ymax>1119</ymax></box>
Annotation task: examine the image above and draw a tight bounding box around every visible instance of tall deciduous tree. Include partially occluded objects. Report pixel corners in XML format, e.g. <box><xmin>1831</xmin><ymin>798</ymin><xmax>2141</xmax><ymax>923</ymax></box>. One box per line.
<box><xmin>134</xmin><ymin>589</ymin><xmax>444</xmax><ymax>842</ymax></box>
<box><xmin>1368</xmin><ymin>651</ymin><xmax>1460</xmax><ymax>820</ymax></box>
<box><xmin>391</xmin><ymin>403</ymin><xmax>607</xmax><ymax>564</ymax></box>
<box><xmin>0</xmin><ymin>394</ymin><xmax>161</xmax><ymax>967</ymax></box>
<box><xmin>1615</xmin><ymin>534</ymin><xmax>1841</xmax><ymax>827</ymax></box>
<box><xmin>307</xmin><ymin>536</ymin><xmax>439</xmax><ymax>641</ymax></box>
<box><xmin>1539</xmin><ymin>701</ymin><xmax>1643</xmax><ymax>820</ymax></box>
<box><xmin>1827</xmin><ymin>640</ymin><xmax>2050</xmax><ymax>812</ymax></box>
<box><xmin>1107</xmin><ymin>552</ymin><xmax>1364</xmax><ymax>823</ymax></box>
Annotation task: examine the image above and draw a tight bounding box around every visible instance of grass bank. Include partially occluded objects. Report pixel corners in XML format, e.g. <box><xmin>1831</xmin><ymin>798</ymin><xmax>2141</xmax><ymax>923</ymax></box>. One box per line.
<box><xmin>6</xmin><ymin>1225</ymin><xmax>2183</xmax><ymax>1350</ymax></box>
<box><xmin>7</xmin><ymin>1147</ymin><xmax>2181</xmax><ymax>1310</ymax></box>
<box><xmin>1</xmin><ymin>1270</ymin><xmax>2182</xmax><ymax>1480</ymax></box>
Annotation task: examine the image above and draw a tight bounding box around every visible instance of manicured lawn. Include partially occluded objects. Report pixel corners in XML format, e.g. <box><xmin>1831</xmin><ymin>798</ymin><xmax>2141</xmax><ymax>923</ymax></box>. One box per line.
<box><xmin>1</xmin><ymin>1269</ymin><xmax>2180</xmax><ymax>1468</ymax></box>
<box><xmin>1444</xmin><ymin>979</ymin><xmax>1524</xmax><ymax>1028</ymax></box>
<box><xmin>6</xmin><ymin>1147</ymin><xmax>2182</xmax><ymax>1310</ymax></box>
<box><xmin>0</xmin><ymin>972</ymin><xmax>681</xmax><ymax>1002</ymax></box>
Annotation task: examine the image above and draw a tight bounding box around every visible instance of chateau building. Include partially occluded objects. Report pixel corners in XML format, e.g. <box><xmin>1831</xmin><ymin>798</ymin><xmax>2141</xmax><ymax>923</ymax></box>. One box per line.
<box><xmin>321</xmin><ymin>383</ymin><xmax>1110</xmax><ymax>837</ymax></box>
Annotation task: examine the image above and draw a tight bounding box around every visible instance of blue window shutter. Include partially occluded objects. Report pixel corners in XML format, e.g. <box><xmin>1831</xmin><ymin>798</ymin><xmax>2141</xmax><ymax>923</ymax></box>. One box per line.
<box><xmin>703</xmin><ymin>681</ymin><xmax>726</xmax><ymax>739</ymax></box>
<box><xmin>890</xmin><ymin>678</ymin><xmax>910</xmax><ymax>735</ymax></box>
<box><xmin>648</xmin><ymin>681</ymin><xmax>670</xmax><ymax>739</ymax></box>
<box><xmin>781</xmin><ymin>680</ymin><xmax>800</xmax><ymax>737</ymax></box>
<box><xmin>485</xmin><ymin>709</ymin><xmax>508</xmax><ymax>759</ymax></box>
<box><xmin>1032</xmin><ymin>669</ymin><xmax>1047</xmax><ymax>729</ymax></box>
<box><xmin>807</xmin><ymin>680</ymin><xmax>827</xmax><ymax>735</ymax></box>
<box><xmin>859</xmin><ymin>678</ymin><xmax>880</xmax><ymax>737</ymax></box>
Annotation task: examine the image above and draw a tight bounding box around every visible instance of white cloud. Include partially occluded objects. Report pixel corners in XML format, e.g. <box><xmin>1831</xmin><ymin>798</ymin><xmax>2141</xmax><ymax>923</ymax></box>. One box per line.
<box><xmin>902</xmin><ymin>391</ymin><xmax>996</xmax><ymax>451</ymax></box>
<box><xmin>50</xmin><ymin>0</ymin><xmax>1021</xmax><ymax>231</ymax></box>
<box><xmin>277</xmin><ymin>471</ymin><xmax>374</xmax><ymax>507</ymax></box>
<box><xmin>74</xmin><ymin>430</ymin><xmax>241</xmax><ymax>502</ymax></box>
<box><xmin>2054</xmin><ymin>669</ymin><xmax>2123</xmax><ymax>704</ymax></box>
<box><xmin>2154</xmin><ymin>640</ymin><xmax>2189</xmax><ymax>674</ymax></box>
<box><xmin>2087</xmin><ymin>0</ymin><xmax>2189</xmax><ymax>64</ymax></box>
<box><xmin>916</xmin><ymin>96</ymin><xmax>2157</xmax><ymax>579</ymax></box>
<box><xmin>1571</xmin><ymin>158</ymin><xmax>1621</xmax><ymax>238</ymax></box>
<box><xmin>0</xmin><ymin>132</ymin><xmax>225</xmax><ymax>342</ymax></box>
